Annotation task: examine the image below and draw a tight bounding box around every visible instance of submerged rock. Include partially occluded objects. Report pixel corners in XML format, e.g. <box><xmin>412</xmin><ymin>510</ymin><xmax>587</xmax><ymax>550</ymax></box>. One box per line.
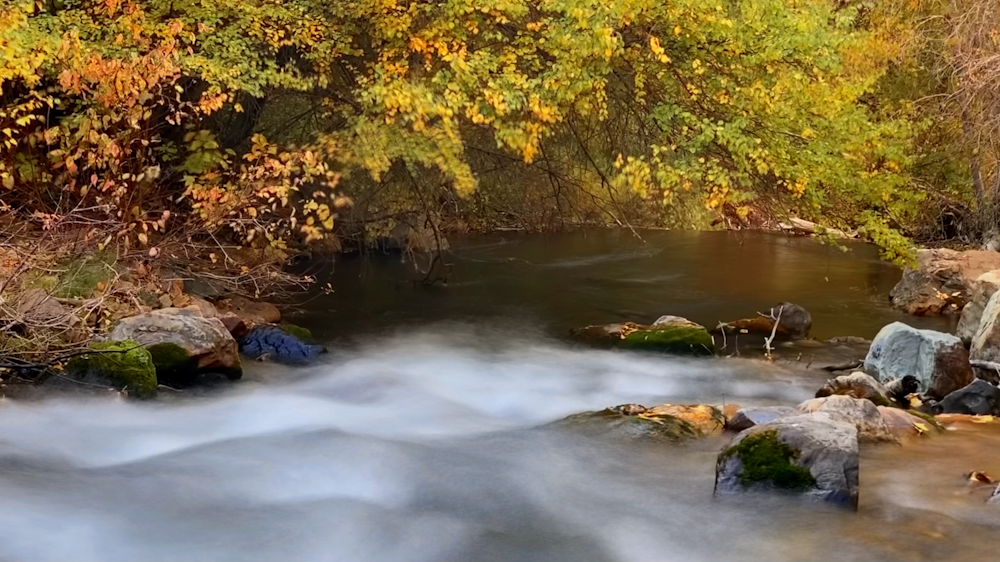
<box><xmin>239</xmin><ymin>324</ymin><xmax>326</xmax><ymax>365</ymax></box>
<box><xmin>863</xmin><ymin>322</ymin><xmax>974</xmax><ymax>400</ymax></box>
<box><xmin>554</xmin><ymin>405</ymin><xmax>700</xmax><ymax>442</ymax></box>
<box><xmin>939</xmin><ymin>379</ymin><xmax>1000</xmax><ymax>416</ymax></box>
<box><xmin>109</xmin><ymin>309</ymin><xmax>242</xmax><ymax>385</ymax></box>
<box><xmin>726</xmin><ymin>406</ymin><xmax>797</xmax><ymax>432</ymax></box>
<box><xmin>890</xmin><ymin>249</ymin><xmax>1000</xmax><ymax>316</ymax></box>
<box><xmin>796</xmin><ymin>395</ymin><xmax>896</xmax><ymax>443</ymax></box>
<box><xmin>64</xmin><ymin>340</ymin><xmax>158</xmax><ymax>398</ymax></box>
<box><xmin>715</xmin><ymin>413</ymin><xmax>860</xmax><ymax>509</ymax></box>
<box><xmin>570</xmin><ymin>317</ymin><xmax>713</xmax><ymax>356</ymax></box>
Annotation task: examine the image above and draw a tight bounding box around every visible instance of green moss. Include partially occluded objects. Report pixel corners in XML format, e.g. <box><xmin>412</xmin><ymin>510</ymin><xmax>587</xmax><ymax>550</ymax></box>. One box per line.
<box><xmin>866</xmin><ymin>393</ymin><xmax>893</xmax><ymax>408</ymax></box>
<box><xmin>66</xmin><ymin>340</ymin><xmax>158</xmax><ymax>399</ymax></box>
<box><xmin>907</xmin><ymin>409</ymin><xmax>945</xmax><ymax>431</ymax></box>
<box><xmin>556</xmin><ymin>409</ymin><xmax>700</xmax><ymax>441</ymax></box>
<box><xmin>727</xmin><ymin>430</ymin><xmax>816</xmax><ymax>490</ymax></box>
<box><xmin>279</xmin><ymin>323</ymin><xmax>314</xmax><ymax>343</ymax></box>
<box><xmin>53</xmin><ymin>254</ymin><xmax>114</xmax><ymax>298</ymax></box>
<box><xmin>619</xmin><ymin>325</ymin><xmax>714</xmax><ymax>355</ymax></box>
<box><xmin>146</xmin><ymin>342</ymin><xmax>198</xmax><ymax>386</ymax></box>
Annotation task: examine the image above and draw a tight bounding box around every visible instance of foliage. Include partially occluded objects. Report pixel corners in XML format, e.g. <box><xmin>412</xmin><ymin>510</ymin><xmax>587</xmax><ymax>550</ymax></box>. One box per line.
<box><xmin>727</xmin><ymin>430</ymin><xmax>816</xmax><ymax>490</ymax></box>
<box><xmin>0</xmin><ymin>0</ymin><xmax>975</xmax><ymax>262</ymax></box>
<box><xmin>65</xmin><ymin>340</ymin><xmax>158</xmax><ymax>398</ymax></box>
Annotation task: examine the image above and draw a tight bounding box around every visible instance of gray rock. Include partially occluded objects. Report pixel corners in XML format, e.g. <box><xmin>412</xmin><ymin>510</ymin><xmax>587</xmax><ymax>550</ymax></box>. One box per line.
<box><xmin>957</xmin><ymin>270</ymin><xmax>1000</xmax><ymax>344</ymax></box>
<box><xmin>796</xmin><ymin>395</ymin><xmax>896</xmax><ymax>443</ymax></box>
<box><xmin>939</xmin><ymin>379</ymin><xmax>1000</xmax><ymax>416</ymax></box>
<box><xmin>715</xmin><ymin>412</ymin><xmax>860</xmax><ymax>509</ymax></box>
<box><xmin>109</xmin><ymin>309</ymin><xmax>242</xmax><ymax>385</ymax></box>
<box><xmin>726</xmin><ymin>406</ymin><xmax>796</xmax><ymax>432</ymax></box>
<box><xmin>864</xmin><ymin>322</ymin><xmax>974</xmax><ymax>400</ymax></box>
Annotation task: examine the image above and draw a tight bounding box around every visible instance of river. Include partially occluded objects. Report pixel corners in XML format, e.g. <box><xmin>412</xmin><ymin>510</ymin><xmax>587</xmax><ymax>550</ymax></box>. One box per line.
<box><xmin>0</xmin><ymin>230</ymin><xmax>998</xmax><ymax>561</ymax></box>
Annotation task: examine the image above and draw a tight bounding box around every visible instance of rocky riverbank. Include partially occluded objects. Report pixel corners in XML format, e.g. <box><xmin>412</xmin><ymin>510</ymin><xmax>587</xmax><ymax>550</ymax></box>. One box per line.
<box><xmin>566</xmin><ymin>274</ymin><xmax>1000</xmax><ymax>510</ymax></box>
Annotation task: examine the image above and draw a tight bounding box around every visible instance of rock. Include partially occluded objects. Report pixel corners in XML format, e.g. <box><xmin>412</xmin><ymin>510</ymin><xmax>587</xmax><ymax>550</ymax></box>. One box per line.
<box><xmin>171</xmin><ymin>294</ymin><xmax>218</xmax><ymax>318</ymax></box>
<box><xmin>717</xmin><ymin>302</ymin><xmax>812</xmax><ymax>341</ymax></box>
<box><xmin>216</xmin><ymin>296</ymin><xmax>281</xmax><ymax>325</ymax></box>
<box><xmin>970</xmin><ymin>290</ymin><xmax>1000</xmax><ymax>370</ymax></box>
<box><xmin>64</xmin><ymin>340</ymin><xmax>158</xmax><ymax>398</ymax></box>
<box><xmin>553</xmin><ymin>404</ymin><xmax>700</xmax><ymax>442</ymax></box>
<box><xmin>939</xmin><ymin>379</ymin><xmax>1000</xmax><ymax>416</ymax></box>
<box><xmin>890</xmin><ymin>249</ymin><xmax>1000</xmax><ymax>316</ymax></box>
<box><xmin>815</xmin><ymin>372</ymin><xmax>892</xmax><ymax>406</ymax></box>
<box><xmin>571</xmin><ymin>317</ymin><xmax>713</xmax><ymax>356</ymax></box>
<box><xmin>238</xmin><ymin>324</ymin><xmax>326</xmax><ymax>365</ymax></box>
<box><xmin>864</xmin><ymin>322</ymin><xmax>975</xmax><ymax>400</ymax></box>
<box><xmin>796</xmin><ymin>395</ymin><xmax>896</xmax><ymax>443</ymax></box>
<box><xmin>157</xmin><ymin>294</ymin><xmax>173</xmax><ymax>309</ymax></box>
<box><xmin>877</xmin><ymin>407</ymin><xmax>940</xmax><ymax>440</ymax></box>
<box><xmin>991</xmin><ymin>485</ymin><xmax>1000</xmax><ymax>505</ymax></box>
<box><xmin>726</xmin><ymin>406</ymin><xmax>797</xmax><ymax>432</ymax></box>
<box><xmin>715</xmin><ymin>412</ymin><xmax>860</xmax><ymax>508</ymax></box>
<box><xmin>218</xmin><ymin>313</ymin><xmax>249</xmax><ymax>339</ymax></box>
<box><xmin>957</xmin><ymin>270</ymin><xmax>1000</xmax><ymax>343</ymax></box>
<box><xmin>109</xmin><ymin>309</ymin><xmax>242</xmax><ymax>385</ymax></box>
<box><xmin>14</xmin><ymin>288</ymin><xmax>87</xmax><ymax>342</ymax></box>
<box><xmin>645</xmin><ymin>404</ymin><xmax>725</xmax><ymax>435</ymax></box>
<box><xmin>278</xmin><ymin>323</ymin><xmax>315</xmax><ymax>343</ymax></box>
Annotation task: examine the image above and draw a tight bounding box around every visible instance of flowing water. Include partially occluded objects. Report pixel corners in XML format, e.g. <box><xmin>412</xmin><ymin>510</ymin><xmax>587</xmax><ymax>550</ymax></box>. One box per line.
<box><xmin>1</xmin><ymin>230</ymin><xmax>999</xmax><ymax>562</ymax></box>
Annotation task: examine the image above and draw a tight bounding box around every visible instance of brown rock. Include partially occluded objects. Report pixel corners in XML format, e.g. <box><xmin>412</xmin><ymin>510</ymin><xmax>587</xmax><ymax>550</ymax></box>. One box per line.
<box><xmin>646</xmin><ymin>404</ymin><xmax>725</xmax><ymax>435</ymax></box>
<box><xmin>797</xmin><ymin>395</ymin><xmax>897</xmax><ymax>443</ymax></box>
<box><xmin>217</xmin><ymin>296</ymin><xmax>281</xmax><ymax>325</ymax></box>
<box><xmin>890</xmin><ymin>249</ymin><xmax>1000</xmax><ymax>316</ymax></box>
<box><xmin>877</xmin><ymin>407</ymin><xmax>939</xmax><ymax>441</ymax></box>
<box><xmin>158</xmin><ymin>294</ymin><xmax>172</xmax><ymax>309</ymax></box>
<box><xmin>218</xmin><ymin>313</ymin><xmax>249</xmax><ymax>339</ymax></box>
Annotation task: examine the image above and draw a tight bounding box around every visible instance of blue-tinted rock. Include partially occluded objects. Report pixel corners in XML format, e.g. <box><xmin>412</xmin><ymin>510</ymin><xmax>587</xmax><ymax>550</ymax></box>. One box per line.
<box><xmin>239</xmin><ymin>325</ymin><xmax>326</xmax><ymax>365</ymax></box>
<box><xmin>863</xmin><ymin>322</ymin><xmax>974</xmax><ymax>399</ymax></box>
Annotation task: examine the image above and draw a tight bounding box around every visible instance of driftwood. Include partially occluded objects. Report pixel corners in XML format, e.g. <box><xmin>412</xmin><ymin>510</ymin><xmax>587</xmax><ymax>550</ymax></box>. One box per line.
<box><xmin>778</xmin><ymin>217</ymin><xmax>852</xmax><ymax>239</ymax></box>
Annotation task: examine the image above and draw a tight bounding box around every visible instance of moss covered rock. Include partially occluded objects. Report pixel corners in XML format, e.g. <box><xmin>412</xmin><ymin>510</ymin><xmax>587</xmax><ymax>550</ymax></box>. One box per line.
<box><xmin>715</xmin><ymin>412</ymin><xmax>860</xmax><ymax>509</ymax></box>
<box><xmin>552</xmin><ymin>404</ymin><xmax>700</xmax><ymax>442</ymax></box>
<box><xmin>65</xmin><ymin>340</ymin><xmax>158</xmax><ymax>398</ymax></box>
<box><xmin>570</xmin><ymin>316</ymin><xmax>713</xmax><ymax>356</ymax></box>
<box><xmin>278</xmin><ymin>323</ymin><xmax>314</xmax><ymax>343</ymax></box>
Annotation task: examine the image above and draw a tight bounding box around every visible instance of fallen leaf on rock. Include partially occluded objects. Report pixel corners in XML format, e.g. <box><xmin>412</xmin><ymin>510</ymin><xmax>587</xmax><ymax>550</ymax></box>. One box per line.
<box><xmin>967</xmin><ymin>471</ymin><xmax>995</xmax><ymax>484</ymax></box>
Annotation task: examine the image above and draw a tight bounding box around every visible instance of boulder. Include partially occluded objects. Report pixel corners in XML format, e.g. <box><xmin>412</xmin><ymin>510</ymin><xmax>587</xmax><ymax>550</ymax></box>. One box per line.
<box><xmin>717</xmin><ymin>302</ymin><xmax>811</xmax><ymax>341</ymax></box>
<box><xmin>570</xmin><ymin>317</ymin><xmax>713</xmax><ymax>356</ymax></box>
<box><xmin>815</xmin><ymin>372</ymin><xmax>892</xmax><ymax>406</ymax></box>
<box><xmin>726</xmin><ymin>406</ymin><xmax>797</xmax><ymax>432</ymax></box>
<box><xmin>715</xmin><ymin>412</ymin><xmax>860</xmax><ymax>509</ymax></box>
<box><xmin>890</xmin><ymin>249</ymin><xmax>1000</xmax><ymax>316</ymax></box>
<box><xmin>970</xmin><ymin>290</ymin><xmax>1000</xmax><ymax>368</ymax></box>
<box><xmin>216</xmin><ymin>296</ymin><xmax>281</xmax><ymax>325</ymax></box>
<box><xmin>644</xmin><ymin>404</ymin><xmax>725</xmax><ymax>435</ymax></box>
<box><xmin>64</xmin><ymin>340</ymin><xmax>158</xmax><ymax>398</ymax></box>
<box><xmin>938</xmin><ymin>379</ymin><xmax>1000</xmax><ymax>416</ymax></box>
<box><xmin>957</xmin><ymin>270</ymin><xmax>1000</xmax><ymax>343</ymax></box>
<box><xmin>239</xmin><ymin>324</ymin><xmax>326</xmax><ymax>365</ymax></box>
<box><xmin>554</xmin><ymin>404</ymin><xmax>700</xmax><ymax>442</ymax></box>
<box><xmin>864</xmin><ymin>322</ymin><xmax>974</xmax><ymax>400</ymax></box>
<box><xmin>796</xmin><ymin>395</ymin><xmax>896</xmax><ymax>443</ymax></box>
<box><xmin>109</xmin><ymin>309</ymin><xmax>242</xmax><ymax>385</ymax></box>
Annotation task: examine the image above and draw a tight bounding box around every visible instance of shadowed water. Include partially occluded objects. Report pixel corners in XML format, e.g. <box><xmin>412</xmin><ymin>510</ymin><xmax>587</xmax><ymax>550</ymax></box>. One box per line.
<box><xmin>0</xmin><ymin>231</ymin><xmax>996</xmax><ymax>561</ymax></box>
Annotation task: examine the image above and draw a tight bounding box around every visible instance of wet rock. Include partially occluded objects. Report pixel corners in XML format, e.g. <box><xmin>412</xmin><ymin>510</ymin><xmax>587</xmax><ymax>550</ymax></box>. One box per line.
<box><xmin>109</xmin><ymin>309</ymin><xmax>242</xmax><ymax>385</ymax></box>
<box><xmin>716</xmin><ymin>302</ymin><xmax>812</xmax><ymax>343</ymax></box>
<box><xmin>877</xmin><ymin>407</ymin><xmax>940</xmax><ymax>441</ymax></box>
<box><xmin>554</xmin><ymin>405</ymin><xmax>700</xmax><ymax>442</ymax></box>
<box><xmin>216</xmin><ymin>296</ymin><xmax>281</xmax><ymax>325</ymax></box>
<box><xmin>864</xmin><ymin>322</ymin><xmax>974</xmax><ymax>400</ymax></box>
<box><xmin>726</xmin><ymin>406</ymin><xmax>797</xmax><ymax>432</ymax></box>
<box><xmin>570</xmin><ymin>317</ymin><xmax>713</xmax><ymax>356</ymax></box>
<box><xmin>645</xmin><ymin>404</ymin><xmax>725</xmax><ymax>435</ymax></box>
<box><xmin>890</xmin><ymin>249</ymin><xmax>1000</xmax><ymax>316</ymax></box>
<box><xmin>239</xmin><ymin>324</ymin><xmax>326</xmax><ymax>365</ymax></box>
<box><xmin>796</xmin><ymin>395</ymin><xmax>896</xmax><ymax>443</ymax></box>
<box><xmin>815</xmin><ymin>372</ymin><xmax>892</xmax><ymax>406</ymax></box>
<box><xmin>715</xmin><ymin>412</ymin><xmax>860</xmax><ymax>509</ymax></box>
<box><xmin>939</xmin><ymin>379</ymin><xmax>1000</xmax><ymax>416</ymax></box>
<box><xmin>957</xmin><ymin>270</ymin><xmax>1000</xmax><ymax>344</ymax></box>
<box><xmin>64</xmin><ymin>340</ymin><xmax>158</xmax><ymax>398</ymax></box>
